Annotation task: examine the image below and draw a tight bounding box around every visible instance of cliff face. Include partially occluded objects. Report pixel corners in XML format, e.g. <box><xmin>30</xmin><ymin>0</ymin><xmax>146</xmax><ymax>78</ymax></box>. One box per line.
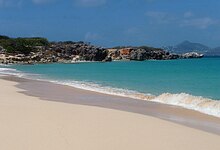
<box><xmin>47</xmin><ymin>42</ymin><xmax>108</xmax><ymax>62</ymax></box>
<box><xmin>107</xmin><ymin>47</ymin><xmax>179</xmax><ymax>61</ymax></box>
<box><xmin>0</xmin><ymin>41</ymin><xmax>109</xmax><ymax>64</ymax></box>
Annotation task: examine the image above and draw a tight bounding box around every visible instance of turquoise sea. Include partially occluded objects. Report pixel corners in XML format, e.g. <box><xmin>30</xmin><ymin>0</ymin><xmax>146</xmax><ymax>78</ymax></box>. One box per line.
<box><xmin>1</xmin><ymin>57</ymin><xmax>220</xmax><ymax>117</ymax></box>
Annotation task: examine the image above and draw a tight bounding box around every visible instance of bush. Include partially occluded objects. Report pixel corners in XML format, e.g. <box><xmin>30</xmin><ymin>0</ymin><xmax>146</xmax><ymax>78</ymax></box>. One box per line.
<box><xmin>0</xmin><ymin>36</ymin><xmax>49</xmax><ymax>54</ymax></box>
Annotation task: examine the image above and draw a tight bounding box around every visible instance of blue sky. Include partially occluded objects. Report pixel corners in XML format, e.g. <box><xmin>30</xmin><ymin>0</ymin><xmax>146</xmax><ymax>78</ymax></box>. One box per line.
<box><xmin>0</xmin><ymin>0</ymin><xmax>220</xmax><ymax>48</ymax></box>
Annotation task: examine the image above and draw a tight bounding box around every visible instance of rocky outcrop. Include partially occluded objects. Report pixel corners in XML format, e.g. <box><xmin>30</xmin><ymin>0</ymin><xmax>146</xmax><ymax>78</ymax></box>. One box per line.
<box><xmin>0</xmin><ymin>39</ymin><xmax>204</xmax><ymax>65</ymax></box>
<box><xmin>48</xmin><ymin>42</ymin><xmax>108</xmax><ymax>62</ymax></box>
<box><xmin>0</xmin><ymin>41</ymin><xmax>109</xmax><ymax>64</ymax></box>
<box><xmin>108</xmin><ymin>47</ymin><xmax>180</xmax><ymax>61</ymax></box>
<box><xmin>180</xmin><ymin>52</ymin><xmax>204</xmax><ymax>59</ymax></box>
<box><xmin>107</xmin><ymin>49</ymin><xmax>122</xmax><ymax>60</ymax></box>
<box><xmin>130</xmin><ymin>49</ymin><xmax>147</xmax><ymax>61</ymax></box>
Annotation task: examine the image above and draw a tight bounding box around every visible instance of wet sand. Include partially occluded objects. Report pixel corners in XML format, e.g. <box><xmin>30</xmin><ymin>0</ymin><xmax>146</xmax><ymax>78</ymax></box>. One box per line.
<box><xmin>0</xmin><ymin>76</ymin><xmax>220</xmax><ymax>150</ymax></box>
<box><xmin>3</xmin><ymin>76</ymin><xmax>220</xmax><ymax>135</ymax></box>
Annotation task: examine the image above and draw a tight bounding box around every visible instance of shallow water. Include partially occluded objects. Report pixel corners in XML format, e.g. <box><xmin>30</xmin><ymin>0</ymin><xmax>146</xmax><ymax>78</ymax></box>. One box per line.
<box><xmin>1</xmin><ymin>57</ymin><xmax>220</xmax><ymax>117</ymax></box>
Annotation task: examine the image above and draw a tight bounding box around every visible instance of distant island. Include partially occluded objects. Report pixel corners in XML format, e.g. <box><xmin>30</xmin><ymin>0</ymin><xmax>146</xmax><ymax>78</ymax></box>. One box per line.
<box><xmin>163</xmin><ymin>40</ymin><xmax>220</xmax><ymax>56</ymax></box>
<box><xmin>0</xmin><ymin>35</ymin><xmax>203</xmax><ymax>64</ymax></box>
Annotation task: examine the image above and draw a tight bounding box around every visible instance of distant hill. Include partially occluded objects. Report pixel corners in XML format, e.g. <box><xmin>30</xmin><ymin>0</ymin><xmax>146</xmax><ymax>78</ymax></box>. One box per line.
<box><xmin>163</xmin><ymin>41</ymin><xmax>210</xmax><ymax>54</ymax></box>
<box><xmin>163</xmin><ymin>40</ymin><xmax>220</xmax><ymax>56</ymax></box>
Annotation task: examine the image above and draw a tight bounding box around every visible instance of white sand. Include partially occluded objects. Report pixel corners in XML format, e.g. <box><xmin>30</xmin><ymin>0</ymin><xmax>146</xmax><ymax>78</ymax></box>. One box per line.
<box><xmin>0</xmin><ymin>79</ymin><xmax>220</xmax><ymax>150</ymax></box>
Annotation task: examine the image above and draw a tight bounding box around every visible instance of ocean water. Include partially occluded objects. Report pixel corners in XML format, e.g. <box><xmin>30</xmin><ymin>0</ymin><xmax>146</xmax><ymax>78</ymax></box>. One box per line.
<box><xmin>1</xmin><ymin>57</ymin><xmax>220</xmax><ymax>117</ymax></box>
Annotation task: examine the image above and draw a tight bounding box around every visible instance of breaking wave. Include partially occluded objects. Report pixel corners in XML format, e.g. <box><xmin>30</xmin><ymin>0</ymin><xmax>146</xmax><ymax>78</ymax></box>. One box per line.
<box><xmin>1</xmin><ymin>67</ymin><xmax>220</xmax><ymax>118</ymax></box>
<box><xmin>0</xmin><ymin>67</ymin><xmax>25</xmax><ymax>77</ymax></box>
<box><xmin>152</xmin><ymin>93</ymin><xmax>220</xmax><ymax>117</ymax></box>
<box><xmin>51</xmin><ymin>80</ymin><xmax>220</xmax><ymax>118</ymax></box>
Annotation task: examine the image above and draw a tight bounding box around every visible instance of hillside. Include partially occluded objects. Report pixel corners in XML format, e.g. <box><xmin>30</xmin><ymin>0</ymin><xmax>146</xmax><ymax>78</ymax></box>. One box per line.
<box><xmin>164</xmin><ymin>41</ymin><xmax>210</xmax><ymax>54</ymax></box>
<box><xmin>164</xmin><ymin>41</ymin><xmax>220</xmax><ymax>56</ymax></box>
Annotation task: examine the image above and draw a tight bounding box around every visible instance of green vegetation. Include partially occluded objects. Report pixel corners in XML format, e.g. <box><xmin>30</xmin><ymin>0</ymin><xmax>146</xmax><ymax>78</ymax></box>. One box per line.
<box><xmin>112</xmin><ymin>45</ymin><xmax>163</xmax><ymax>51</ymax></box>
<box><xmin>138</xmin><ymin>46</ymin><xmax>163</xmax><ymax>51</ymax></box>
<box><xmin>0</xmin><ymin>35</ymin><xmax>49</xmax><ymax>54</ymax></box>
<box><xmin>112</xmin><ymin>46</ymin><xmax>131</xmax><ymax>49</ymax></box>
<box><xmin>0</xmin><ymin>35</ymin><xmax>10</xmax><ymax>40</ymax></box>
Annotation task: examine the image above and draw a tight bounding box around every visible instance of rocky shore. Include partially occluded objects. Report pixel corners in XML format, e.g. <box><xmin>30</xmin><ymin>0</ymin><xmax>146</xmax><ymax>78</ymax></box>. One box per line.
<box><xmin>0</xmin><ymin>36</ymin><xmax>204</xmax><ymax>64</ymax></box>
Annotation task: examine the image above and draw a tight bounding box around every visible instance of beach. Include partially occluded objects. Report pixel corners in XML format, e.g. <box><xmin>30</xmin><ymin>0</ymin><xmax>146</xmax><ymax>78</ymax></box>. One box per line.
<box><xmin>1</xmin><ymin>0</ymin><xmax>220</xmax><ymax>149</ymax></box>
<box><xmin>0</xmin><ymin>76</ymin><xmax>220</xmax><ymax>150</ymax></box>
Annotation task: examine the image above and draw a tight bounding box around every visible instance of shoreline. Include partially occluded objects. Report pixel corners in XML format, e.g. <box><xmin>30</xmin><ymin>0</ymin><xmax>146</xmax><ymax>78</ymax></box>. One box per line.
<box><xmin>0</xmin><ymin>59</ymin><xmax>220</xmax><ymax>117</ymax></box>
<box><xmin>1</xmin><ymin>64</ymin><xmax>220</xmax><ymax>119</ymax></box>
<box><xmin>1</xmin><ymin>76</ymin><xmax>220</xmax><ymax>150</ymax></box>
<box><xmin>1</xmin><ymin>75</ymin><xmax>220</xmax><ymax>135</ymax></box>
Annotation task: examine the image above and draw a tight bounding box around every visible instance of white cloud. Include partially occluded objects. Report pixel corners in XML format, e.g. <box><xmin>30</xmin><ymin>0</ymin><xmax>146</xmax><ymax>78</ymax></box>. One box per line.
<box><xmin>0</xmin><ymin>0</ymin><xmax>23</xmax><ymax>8</ymax></box>
<box><xmin>85</xmin><ymin>32</ymin><xmax>101</xmax><ymax>41</ymax></box>
<box><xmin>183</xmin><ymin>11</ymin><xmax>194</xmax><ymax>18</ymax></box>
<box><xmin>181</xmin><ymin>17</ymin><xmax>217</xmax><ymax>29</ymax></box>
<box><xmin>146</xmin><ymin>11</ymin><xmax>167</xmax><ymax>18</ymax></box>
<box><xmin>145</xmin><ymin>11</ymin><xmax>176</xmax><ymax>24</ymax></box>
<box><xmin>32</xmin><ymin>0</ymin><xmax>55</xmax><ymax>5</ymax></box>
<box><xmin>144</xmin><ymin>0</ymin><xmax>154</xmax><ymax>2</ymax></box>
<box><xmin>0</xmin><ymin>0</ymin><xmax>106</xmax><ymax>8</ymax></box>
<box><xmin>124</xmin><ymin>27</ymin><xmax>140</xmax><ymax>35</ymax></box>
<box><xmin>146</xmin><ymin>11</ymin><xmax>218</xmax><ymax>29</ymax></box>
<box><xmin>74</xmin><ymin>0</ymin><xmax>106</xmax><ymax>7</ymax></box>
<box><xmin>144</xmin><ymin>0</ymin><xmax>173</xmax><ymax>3</ymax></box>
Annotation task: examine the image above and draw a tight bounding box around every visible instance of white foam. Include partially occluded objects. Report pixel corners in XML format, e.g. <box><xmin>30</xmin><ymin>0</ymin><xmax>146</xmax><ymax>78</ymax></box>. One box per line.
<box><xmin>152</xmin><ymin>93</ymin><xmax>220</xmax><ymax>117</ymax></box>
<box><xmin>0</xmin><ymin>68</ymin><xmax>17</xmax><ymax>72</ymax></box>
<box><xmin>0</xmin><ymin>64</ymin><xmax>11</xmax><ymax>67</ymax></box>
<box><xmin>50</xmin><ymin>80</ymin><xmax>220</xmax><ymax>118</ymax></box>
<box><xmin>1</xmin><ymin>67</ymin><xmax>220</xmax><ymax>118</ymax></box>
<box><xmin>0</xmin><ymin>67</ymin><xmax>23</xmax><ymax>77</ymax></box>
<box><xmin>51</xmin><ymin>80</ymin><xmax>154</xmax><ymax>99</ymax></box>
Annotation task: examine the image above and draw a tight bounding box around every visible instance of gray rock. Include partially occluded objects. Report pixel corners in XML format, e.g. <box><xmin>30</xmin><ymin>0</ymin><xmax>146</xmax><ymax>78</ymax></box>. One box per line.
<box><xmin>181</xmin><ymin>52</ymin><xmax>204</xmax><ymax>59</ymax></box>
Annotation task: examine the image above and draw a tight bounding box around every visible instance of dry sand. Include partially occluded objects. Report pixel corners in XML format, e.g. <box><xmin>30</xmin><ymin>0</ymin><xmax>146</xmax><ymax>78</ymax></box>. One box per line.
<box><xmin>0</xmin><ymin>78</ymin><xmax>220</xmax><ymax>150</ymax></box>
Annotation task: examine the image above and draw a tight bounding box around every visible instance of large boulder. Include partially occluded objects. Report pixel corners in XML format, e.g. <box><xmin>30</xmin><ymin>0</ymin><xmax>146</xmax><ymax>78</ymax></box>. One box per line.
<box><xmin>130</xmin><ymin>49</ymin><xmax>147</xmax><ymax>61</ymax></box>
